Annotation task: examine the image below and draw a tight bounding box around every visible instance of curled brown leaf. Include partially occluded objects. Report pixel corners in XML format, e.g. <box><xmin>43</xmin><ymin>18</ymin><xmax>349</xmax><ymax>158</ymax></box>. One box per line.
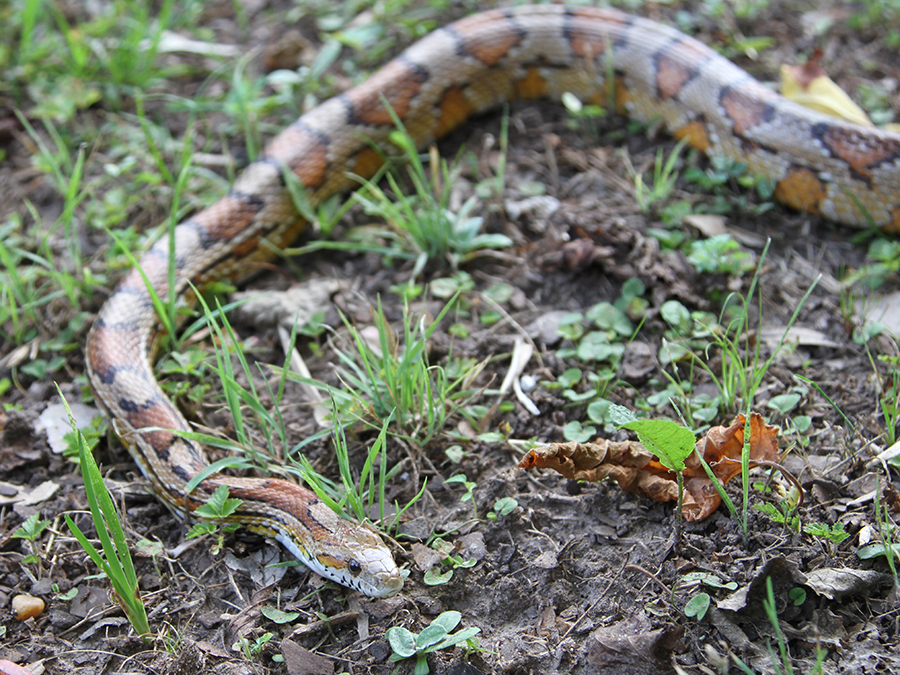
<box><xmin>519</xmin><ymin>413</ymin><xmax>780</xmax><ymax>521</ymax></box>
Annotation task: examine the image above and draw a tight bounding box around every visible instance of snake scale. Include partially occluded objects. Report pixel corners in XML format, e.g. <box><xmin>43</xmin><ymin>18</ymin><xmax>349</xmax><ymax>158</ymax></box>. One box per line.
<box><xmin>85</xmin><ymin>5</ymin><xmax>900</xmax><ymax>598</ymax></box>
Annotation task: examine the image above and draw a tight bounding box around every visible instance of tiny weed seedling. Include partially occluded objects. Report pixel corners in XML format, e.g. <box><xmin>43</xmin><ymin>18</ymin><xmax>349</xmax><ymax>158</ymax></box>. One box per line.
<box><xmin>630</xmin><ymin>139</ymin><xmax>688</xmax><ymax>214</ymax></box>
<box><xmin>233</xmin><ymin>632</ymin><xmax>274</xmax><ymax>660</ymax></box>
<box><xmin>683</xmin><ymin>592</ymin><xmax>711</xmax><ymax>620</ymax></box>
<box><xmin>59</xmin><ymin>389</ymin><xmax>152</xmax><ymax>641</ymax></box>
<box><xmin>445</xmin><ymin>474</ymin><xmax>478</xmax><ymax>519</ymax></box>
<box><xmin>678</xmin><ymin>570</ymin><xmax>739</xmax><ymax>621</ymax></box>
<box><xmin>387</xmin><ymin>611</ymin><xmax>480</xmax><ymax>675</ymax></box>
<box><xmin>754</xmin><ymin>501</ymin><xmax>801</xmax><ymax>533</ymax></box>
<box><xmin>487</xmin><ymin>497</ymin><xmax>518</xmax><ymax>520</ymax></box>
<box><xmin>186</xmin><ymin>485</ymin><xmax>243</xmax><ymax>556</ymax></box>
<box><xmin>12</xmin><ymin>513</ymin><xmax>51</xmax><ymax>571</ymax></box>
<box><xmin>421</xmin><ymin>543</ymin><xmax>477</xmax><ymax>588</ymax></box>
<box><xmin>687</xmin><ymin>234</ymin><xmax>754</xmax><ymax>275</ymax></box>
<box><xmin>803</xmin><ymin>521</ymin><xmax>850</xmax><ymax>547</ymax></box>
<box><xmin>611</xmin><ymin>405</ymin><xmax>695</xmax><ymax>534</ymax></box>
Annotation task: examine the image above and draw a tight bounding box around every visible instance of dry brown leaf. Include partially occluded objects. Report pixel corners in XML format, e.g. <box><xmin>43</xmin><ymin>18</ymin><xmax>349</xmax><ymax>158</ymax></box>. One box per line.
<box><xmin>519</xmin><ymin>413</ymin><xmax>780</xmax><ymax>521</ymax></box>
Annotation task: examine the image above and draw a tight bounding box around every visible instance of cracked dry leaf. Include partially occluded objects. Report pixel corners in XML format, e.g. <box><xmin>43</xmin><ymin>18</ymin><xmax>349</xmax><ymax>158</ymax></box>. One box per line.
<box><xmin>519</xmin><ymin>413</ymin><xmax>779</xmax><ymax>521</ymax></box>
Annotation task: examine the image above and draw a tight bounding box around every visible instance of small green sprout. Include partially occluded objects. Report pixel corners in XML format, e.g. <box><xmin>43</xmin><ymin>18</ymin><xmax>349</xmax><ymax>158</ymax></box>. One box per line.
<box><xmin>13</xmin><ymin>513</ymin><xmax>50</xmax><ymax>542</ymax></box>
<box><xmin>387</xmin><ymin>611</ymin><xmax>480</xmax><ymax>675</ymax></box>
<box><xmin>487</xmin><ymin>497</ymin><xmax>517</xmax><ymax>520</ymax></box>
<box><xmin>611</xmin><ymin>405</ymin><xmax>695</xmax><ymax>531</ymax></box>
<box><xmin>803</xmin><ymin>521</ymin><xmax>850</xmax><ymax>545</ymax></box>
<box><xmin>445</xmin><ymin>474</ymin><xmax>478</xmax><ymax>519</ymax></box>
<box><xmin>233</xmin><ymin>632</ymin><xmax>273</xmax><ymax>659</ymax></box>
<box><xmin>187</xmin><ymin>485</ymin><xmax>242</xmax><ymax>555</ymax></box>
<box><xmin>684</xmin><ymin>592</ymin><xmax>710</xmax><ymax>620</ymax></box>
<box><xmin>13</xmin><ymin>513</ymin><xmax>51</xmax><ymax>567</ymax></box>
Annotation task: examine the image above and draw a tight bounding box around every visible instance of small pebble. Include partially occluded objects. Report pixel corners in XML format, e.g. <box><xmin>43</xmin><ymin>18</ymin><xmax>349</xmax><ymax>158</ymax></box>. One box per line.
<box><xmin>12</xmin><ymin>594</ymin><xmax>44</xmax><ymax>621</ymax></box>
<box><xmin>519</xmin><ymin>375</ymin><xmax>537</xmax><ymax>392</ymax></box>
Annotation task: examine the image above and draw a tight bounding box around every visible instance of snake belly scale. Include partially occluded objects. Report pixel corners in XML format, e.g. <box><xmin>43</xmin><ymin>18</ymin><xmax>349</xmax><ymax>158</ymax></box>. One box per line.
<box><xmin>85</xmin><ymin>5</ymin><xmax>900</xmax><ymax>598</ymax></box>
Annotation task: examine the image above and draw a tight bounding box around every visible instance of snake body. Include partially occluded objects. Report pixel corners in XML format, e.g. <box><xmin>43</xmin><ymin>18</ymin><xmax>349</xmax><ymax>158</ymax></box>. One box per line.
<box><xmin>86</xmin><ymin>5</ymin><xmax>900</xmax><ymax>598</ymax></box>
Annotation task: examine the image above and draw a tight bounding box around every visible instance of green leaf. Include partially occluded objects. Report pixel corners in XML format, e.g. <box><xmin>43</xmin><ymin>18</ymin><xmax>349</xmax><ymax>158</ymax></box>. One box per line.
<box><xmin>660</xmin><ymin>300</ymin><xmax>692</xmax><ymax>334</ymax></box>
<box><xmin>557</xmin><ymin>368</ymin><xmax>582</xmax><ymax>388</ymax></box>
<box><xmin>13</xmin><ymin>513</ymin><xmax>50</xmax><ymax>540</ymax></box>
<box><xmin>767</xmin><ymin>393</ymin><xmax>802</xmax><ymax>414</ymax></box>
<box><xmin>386</xmin><ymin>626</ymin><xmax>418</xmax><ymax>659</ymax></box>
<box><xmin>431</xmin><ymin>611</ymin><xmax>462</xmax><ymax>634</ymax></box>
<box><xmin>586</xmin><ymin>399</ymin><xmax>613</xmax><ymax>424</ymax></box>
<box><xmin>186</xmin><ymin>522</ymin><xmax>216</xmax><ymax>539</ymax></box>
<box><xmin>684</xmin><ymin>592</ymin><xmax>711</xmax><ymax>620</ymax></box>
<box><xmin>432</xmin><ymin>626</ymin><xmax>481</xmax><ymax>651</ymax></box>
<box><xmin>261</xmin><ymin>605</ymin><xmax>301</xmax><ymax>624</ymax></box>
<box><xmin>423</xmin><ymin>567</ymin><xmax>453</xmax><ymax>585</ymax></box>
<box><xmin>788</xmin><ymin>587</ymin><xmax>806</xmax><ymax>606</ymax></box>
<box><xmin>585</xmin><ymin>302</ymin><xmax>632</xmax><ymax>336</ymax></box>
<box><xmin>194</xmin><ymin>484</ymin><xmax>242</xmax><ymax>518</ymax></box>
<box><xmin>491</xmin><ymin>497</ymin><xmax>518</xmax><ymax>517</ymax></box>
<box><xmin>620</xmin><ymin>277</ymin><xmax>645</xmax><ymax>304</ymax></box>
<box><xmin>791</xmin><ymin>415</ymin><xmax>812</xmax><ymax>433</ymax></box>
<box><xmin>608</xmin><ymin>404</ymin><xmax>638</xmax><ymax>426</ymax></box>
<box><xmin>445</xmin><ymin>445</ymin><xmax>464</xmax><ymax>463</ymax></box>
<box><xmin>483</xmin><ymin>283</ymin><xmax>514</xmax><ymax>303</ymax></box>
<box><xmin>858</xmin><ymin>543</ymin><xmax>900</xmax><ymax>559</ymax></box>
<box><xmin>416</xmin><ymin>622</ymin><xmax>451</xmax><ymax>650</ymax></box>
<box><xmin>620</xmin><ymin>419</ymin><xmax>695</xmax><ymax>472</ymax></box>
<box><xmin>576</xmin><ymin>331</ymin><xmax>623</xmax><ymax>362</ymax></box>
<box><xmin>563</xmin><ymin>420</ymin><xmax>596</xmax><ymax>443</ymax></box>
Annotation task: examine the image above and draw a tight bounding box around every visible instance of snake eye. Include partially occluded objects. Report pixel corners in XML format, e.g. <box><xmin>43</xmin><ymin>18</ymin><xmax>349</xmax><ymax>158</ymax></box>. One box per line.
<box><xmin>347</xmin><ymin>559</ymin><xmax>362</xmax><ymax>576</ymax></box>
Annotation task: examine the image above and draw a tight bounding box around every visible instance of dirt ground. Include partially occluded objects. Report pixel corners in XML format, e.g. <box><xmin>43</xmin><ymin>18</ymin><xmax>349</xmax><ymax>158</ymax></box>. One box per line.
<box><xmin>2</xmin><ymin>1</ymin><xmax>900</xmax><ymax>674</ymax></box>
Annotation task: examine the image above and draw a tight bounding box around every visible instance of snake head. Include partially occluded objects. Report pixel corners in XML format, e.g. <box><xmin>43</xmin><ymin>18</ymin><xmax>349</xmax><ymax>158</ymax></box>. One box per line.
<box><xmin>307</xmin><ymin>521</ymin><xmax>404</xmax><ymax>598</ymax></box>
<box><xmin>277</xmin><ymin>501</ymin><xmax>404</xmax><ymax>598</ymax></box>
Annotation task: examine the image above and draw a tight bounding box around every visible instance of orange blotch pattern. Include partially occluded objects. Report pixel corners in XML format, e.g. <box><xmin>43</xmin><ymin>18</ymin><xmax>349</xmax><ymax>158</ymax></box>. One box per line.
<box><xmin>350</xmin><ymin>147</ymin><xmax>385</xmax><ymax>182</ymax></box>
<box><xmin>516</xmin><ymin>68</ymin><xmax>548</xmax><ymax>100</ymax></box>
<box><xmin>720</xmin><ymin>86</ymin><xmax>772</xmax><ymax>136</ymax></box>
<box><xmin>673</xmin><ymin>120</ymin><xmax>711</xmax><ymax>153</ymax></box>
<box><xmin>774</xmin><ymin>168</ymin><xmax>826</xmax><ymax>215</ymax></box>
<box><xmin>436</xmin><ymin>86</ymin><xmax>476</xmax><ymax>138</ymax></box>
<box><xmin>266</xmin><ymin>125</ymin><xmax>329</xmax><ymax>189</ymax></box>
<box><xmin>346</xmin><ymin>60</ymin><xmax>428</xmax><ymax>126</ymax></box>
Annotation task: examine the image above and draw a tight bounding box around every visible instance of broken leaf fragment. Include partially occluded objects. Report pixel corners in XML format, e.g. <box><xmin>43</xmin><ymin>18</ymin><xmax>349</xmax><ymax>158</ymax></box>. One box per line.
<box><xmin>781</xmin><ymin>52</ymin><xmax>872</xmax><ymax>127</ymax></box>
<box><xmin>519</xmin><ymin>413</ymin><xmax>780</xmax><ymax>521</ymax></box>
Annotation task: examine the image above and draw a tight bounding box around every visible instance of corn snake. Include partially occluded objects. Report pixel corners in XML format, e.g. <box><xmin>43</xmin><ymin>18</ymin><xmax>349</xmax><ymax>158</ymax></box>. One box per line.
<box><xmin>85</xmin><ymin>5</ymin><xmax>900</xmax><ymax>598</ymax></box>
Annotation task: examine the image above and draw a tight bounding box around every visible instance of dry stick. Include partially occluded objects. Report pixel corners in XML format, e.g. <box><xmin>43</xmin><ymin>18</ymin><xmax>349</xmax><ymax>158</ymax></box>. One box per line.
<box><xmin>717</xmin><ymin>457</ymin><xmax>805</xmax><ymax>507</ymax></box>
<box><xmin>624</xmin><ymin>564</ymin><xmax>674</xmax><ymax>597</ymax></box>
<box><xmin>288</xmin><ymin>610</ymin><xmax>360</xmax><ymax>640</ymax></box>
<box><xmin>559</xmin><ymin>573</ymin><xmax>618</xmax><ymax>642</ymax></box>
